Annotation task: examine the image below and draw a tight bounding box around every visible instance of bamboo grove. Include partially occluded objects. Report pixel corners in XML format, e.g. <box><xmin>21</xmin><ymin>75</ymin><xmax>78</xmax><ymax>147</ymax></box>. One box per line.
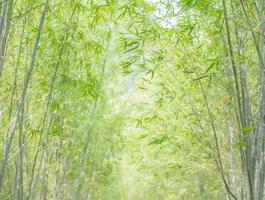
<box><xmin>1</xmin><ymin>0</ymin><xmax>265</xmax><ymax>199</ymax></box>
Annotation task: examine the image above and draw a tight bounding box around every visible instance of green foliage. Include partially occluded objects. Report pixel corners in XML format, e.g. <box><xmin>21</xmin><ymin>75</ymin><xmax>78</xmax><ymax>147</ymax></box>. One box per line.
<box><xmin>0</xmin><ymin>0</ymin><xmax>262</xmax><ymax>200</ymax></box>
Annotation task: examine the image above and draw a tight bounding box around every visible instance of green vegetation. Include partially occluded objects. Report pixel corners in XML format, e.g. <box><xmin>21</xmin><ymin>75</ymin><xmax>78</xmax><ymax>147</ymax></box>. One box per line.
<box><xmin>0</xmin><ymin>0</ymin><xmax>265</xmax><ymax>199</ymax></box>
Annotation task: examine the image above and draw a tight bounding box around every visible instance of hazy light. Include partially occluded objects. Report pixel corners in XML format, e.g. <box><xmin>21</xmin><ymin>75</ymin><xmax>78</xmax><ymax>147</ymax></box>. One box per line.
<box><xmin>145</xmin><ymin>0</ymin><xmax>180</xmax><ymax>28</ymax></box>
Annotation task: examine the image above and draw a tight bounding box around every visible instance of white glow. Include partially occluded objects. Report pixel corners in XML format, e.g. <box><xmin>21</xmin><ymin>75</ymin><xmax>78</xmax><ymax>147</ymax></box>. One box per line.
<box><xmin>145</xmin><ymin>0</ymin><xmax>180</xmax><ymax>28</ymax></box>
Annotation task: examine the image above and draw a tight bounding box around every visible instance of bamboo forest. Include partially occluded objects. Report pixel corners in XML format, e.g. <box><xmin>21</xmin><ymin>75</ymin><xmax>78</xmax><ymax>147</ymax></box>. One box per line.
<box><xmin>2</xmin><ymin>0</ymin><xmax>265</xmax><ymax>199</ymax></box>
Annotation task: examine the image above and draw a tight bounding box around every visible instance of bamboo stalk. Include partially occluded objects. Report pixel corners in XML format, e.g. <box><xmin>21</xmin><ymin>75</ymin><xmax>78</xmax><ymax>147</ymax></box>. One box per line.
<box><xmin>0</xmin><ymin>0</ymin><xmax>49</xmax><ymax>191</ymax></box>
